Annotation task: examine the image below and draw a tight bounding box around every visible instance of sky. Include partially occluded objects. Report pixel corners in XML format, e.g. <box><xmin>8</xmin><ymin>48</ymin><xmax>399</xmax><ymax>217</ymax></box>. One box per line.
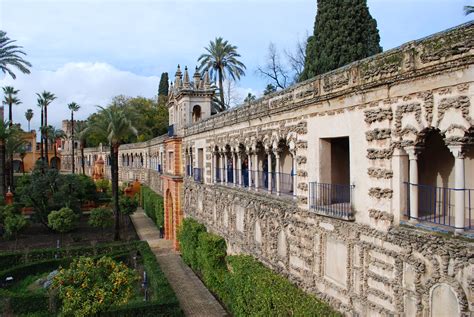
<box><xmin>0</xmin><ymin>0</ymin><xmax>472</xmax><ymax>132</ymax></box>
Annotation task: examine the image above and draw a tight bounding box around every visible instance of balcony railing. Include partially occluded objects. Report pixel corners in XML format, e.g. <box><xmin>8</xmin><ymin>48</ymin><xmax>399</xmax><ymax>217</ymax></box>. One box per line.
<box><xmin>309</xmin><ymin>182</ymin><xmax>354</xmax><ymax>220</ymax></box>
<box><xmin>405</xmin><ymin>183</ymin><xmax>473</xmax><ymax>230</ymax></box>
<box><xmin>157</xmin><ymin>164</ymin><xmax>162</xmax><ymax>174</ymax></box>
<box><xmin>193</xmin><ymin>168</ymin><xmax>203</xmax><ymax>183</ymax></box>
<box><xmin>186</xmin><ymin>165</ymin><xmax>192</xmax><ymax>177</ymax></box>
<box><xmin>215</xmin><ymin>168</ymin><xmax>222</xmax><ymax>182</ymax></box>
<box><xmin>279</xmin><ymin>172</ymin><xmax>294</xmax><ymax>196</ymax></box>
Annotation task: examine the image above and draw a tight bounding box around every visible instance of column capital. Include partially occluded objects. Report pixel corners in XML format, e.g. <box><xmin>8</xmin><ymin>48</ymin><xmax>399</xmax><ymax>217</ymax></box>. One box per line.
<box><xmin>448</xmin><ymin>144</ymin><xmax>466</xmax><ymax>159</ymax></box>
<box><xmin>404</xmin><ymin>145</ymin><xmax>423</xmax><ymax>160</ymax></box>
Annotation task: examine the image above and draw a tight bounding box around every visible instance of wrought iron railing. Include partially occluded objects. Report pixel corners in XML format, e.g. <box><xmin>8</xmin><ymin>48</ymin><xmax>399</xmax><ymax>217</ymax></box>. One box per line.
<box><xmin>226</xmin><ymin>167</ymin><xmax>234</xmax><ymax>184</ymax></box>
<box><xmin>404</xmin><ymin>183</ymin><xmax>473</xmax><ymax>230</ymax></box>
<box><xmin>157</xmin><ymin>164</ymin><xmax>162</xmax><ymax>174</ymax></box>
<box><xmin>309</xmin><ymin>182</ymin><xmax>354</xmax><ymax>220</ymax></box>
<box><xmin>215</xmin><ymin>168</ymin><xmax>222</xmax><ymax>182</ymax></box>
<box><xmin>279</xmin><ymin>172</ymin><xmax>294</xmax><ymax>196</ymax></box>
<box><xmin>193</xmin><ymin>168</ymin><xmax>203</xmax><ymax>183</ymax></box>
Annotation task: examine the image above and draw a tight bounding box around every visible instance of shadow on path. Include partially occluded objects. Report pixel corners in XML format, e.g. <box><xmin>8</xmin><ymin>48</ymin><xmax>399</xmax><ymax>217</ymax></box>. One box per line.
<box><xmin>131</xmin><ymin>209</ymin><xmax>228</xmax><ymax>317</ymax></box>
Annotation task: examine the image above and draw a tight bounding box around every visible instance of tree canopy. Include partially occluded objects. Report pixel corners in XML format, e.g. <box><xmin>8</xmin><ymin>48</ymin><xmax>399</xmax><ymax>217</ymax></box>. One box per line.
<box><xmin>300</xmin><ymin>0</ymin><xmax>382</xmax><ymax>81</ymax></box>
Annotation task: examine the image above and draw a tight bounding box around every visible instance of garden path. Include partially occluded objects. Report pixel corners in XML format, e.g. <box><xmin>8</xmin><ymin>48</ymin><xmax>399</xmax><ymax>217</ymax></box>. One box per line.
<box><xmin>130</xmin><ymin>209</ymin><xmax>228</xmax><ymax>317</ymax></box>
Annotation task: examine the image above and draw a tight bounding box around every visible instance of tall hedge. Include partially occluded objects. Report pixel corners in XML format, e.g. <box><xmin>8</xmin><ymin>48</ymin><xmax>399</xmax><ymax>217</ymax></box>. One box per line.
<box><xmin>177</xmin><ymin>218</ymin><xmax>340</xmax><ymax>317</ymax></box>
<box><xmin>141</xmin><ymin>186</ymin><xmax>164</xmax><ymax>229</ymax></box>
<box><xmin>300</xmin><ymin>0</ymin><xmax>382</xmax><ymax>80</ymax></box>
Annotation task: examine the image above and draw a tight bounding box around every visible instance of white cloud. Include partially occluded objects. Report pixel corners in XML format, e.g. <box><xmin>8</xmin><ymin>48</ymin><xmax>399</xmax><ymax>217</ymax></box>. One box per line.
<box><xmin>0</xmin><ymin>62</ymin><xmax>159</xmax><ymax>131</ymax></box>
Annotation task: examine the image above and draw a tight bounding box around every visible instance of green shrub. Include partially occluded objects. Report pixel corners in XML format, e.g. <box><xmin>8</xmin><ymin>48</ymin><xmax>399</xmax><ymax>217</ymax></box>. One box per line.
<box><xmin>196</xmin><ymin>232</ymin><xmax>227</xmax><ymax>294</ymax></box>
<box><xmin>47</xmin><ymin>207</ymin><xmax>78</xmax><ymax>234</ymax></box>
<box><xmin>177</xmin><ymin>218</ymin><xmax>341</xmax><ymax>317</ymax></box>
<box><xmin>177</xmin><ymin>218</ymin><xmax>206</xmax><ymax>270</ymax></box>
<box><xmin>141</xmin><ymin>186</ymin><xmax>164</xmax><ymax>228</ymax></box>
<box><xmin>88</xmin><ymin>207</ymin><xmax>113</xmax><ymax>234</ymax></box>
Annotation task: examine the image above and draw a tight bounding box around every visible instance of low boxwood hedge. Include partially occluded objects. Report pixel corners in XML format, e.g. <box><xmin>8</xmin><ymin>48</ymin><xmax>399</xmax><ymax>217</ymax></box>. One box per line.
<box><xmin>0</xmin><ymin>241</ymin><xmax>182</xmax><ymax>316</ymax></box>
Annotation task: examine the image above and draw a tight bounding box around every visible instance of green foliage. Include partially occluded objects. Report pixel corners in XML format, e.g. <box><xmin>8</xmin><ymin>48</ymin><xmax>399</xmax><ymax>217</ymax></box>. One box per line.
<box><xmin>96</xmin><ymin>178</ymin><xmax>111</xmax><ymax>193</ymax></box>
<box><xmin>53</xmin><ymin>256</ymin><xmax>138</xmax><ymax>316</ymax></box>
<box><xmin>0</xmin><ymin>204</ymin><xmax>17</xmax><ymax>224</ymax></box>
<box><xmin>141</xmin><ymin>186</ymin><xmax>164</xmax><ymax>229</ymax></box>
<box><xmin>158</xmin><ymin>72</ymin><xmax>169</xmax><ymax>97</ymax></box>
<box><xmin>119</xmin><ymin>195</ymin><xmax>138</xmax><ymax>215</ymax></box>
<box><xmin>4</xmin><ymin>213</ymin><xmax>27</xmax><ymax>239</ymax></box>
<box><xmin>0</xmin><ymin>30</ymin><xmax>32</xmax><ymax>79</ymax></box>
<box><xmin>88</xmin><ymin>207</ymin><xmax>113</xmax><ymax>230</ymax></box>
<box><xmin>263</xmin><ymin>83</ymin><xmax>277</xmax><ymax>95</ymax></box>
<box><xmin>178</xmin><ymin>218</ymin><xmax>340</xmax><ymax>317</ymax></box>
<box><xmin>16</xmin><ymin>164</ymin><xmax>98</xmax><ymax>225</ymax></box>
<box><xmin>198</xmin><ymin>37</ymin><xmax>246</xmax><ymax>112</ymax></box>
<box><xmin>0</xmin><ymin>242</ymin><xmax>182</xmax><ymax>316</ymax></box>
<box><xmin>47</xmin><ymin>207</ymin><xmax>78</xmax><ymax>233</ymax></box>
<box><xmin>300</xmin><ymin>0</ymin><xmax>382</xmax><ymax>80</ymax></box>
<box><xmin>86</xmin><ymin>96</ymin><xmax>168</xmax><ymax>147</ymax></box>
<box><xmin>196</xmin><ymin>232</ymin><xmax>227</xmax><ymax>294</ymax></box>
<box><xmin>177</xmin><ymin>218</ymin><xmax>206</xmax><ymax>270</ymax></box>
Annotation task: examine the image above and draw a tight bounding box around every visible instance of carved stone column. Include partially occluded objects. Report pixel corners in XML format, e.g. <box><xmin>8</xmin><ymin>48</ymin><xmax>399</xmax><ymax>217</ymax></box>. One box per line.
<box><xmin>266</xmin><ymin>148</ymin><xmax>272</xmax><ymax>192</ymax></box>
<box><xmin>247</xmin><ymin>150</ymin><xmax>253</xmax><ymax>188</ymax></box>
<box><xmin>291</xmin><ymin>150</ymin><xmax>297</xmax><ymax>196</ymax></box>
<box><xmin>405</xmin><ymin>146</ymin><xmax>422</xmax><ymax>222</ymax></box>
<box><xmin>274</xmin><ymin>149</ymin><xmax>281</xmax><ymax>196</ymax></box>
<box><xmin>223</xmin><ymin>152</ymin><xmax>228</xmax><ymax>184</ymax></box>
<box><xmin>220</xmin><ymin>151</ymin><xmax>225</xmax><ymax>184</ymax></box>
<box><xmin>232</xmin><ymin>150</ymin><xmax>237</xmax><ymax>186</ymax></box>
<box><xmin>237</xmin><ymin>151</ymin><xmax>242</xmax><ymax>186</ymax></box>
<box><xmin>254</xmin><ymin>151</ymin><xmax>259</xmax><ymax>191</ymax></box>
<box><xmin>212</xmin><ymin>151</ymin><xmax>217</xmax><ymax>183</ymax></box>
<box><xmin>448</xmin><ymin>144</ymin><xmax>466</xmax><ymax>234</ymax></box>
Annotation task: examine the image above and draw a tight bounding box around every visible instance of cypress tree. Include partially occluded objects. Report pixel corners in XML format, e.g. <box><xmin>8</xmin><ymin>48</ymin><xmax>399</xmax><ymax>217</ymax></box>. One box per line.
<box><xmin>300</xmin><ymin>0</ymin><xmax>382</xmax><ymax>81</ymax></box>
<box><xmin>158</xmin><ymin>72</ymin><xmax>169</xmax><ymax>97</ymax></box>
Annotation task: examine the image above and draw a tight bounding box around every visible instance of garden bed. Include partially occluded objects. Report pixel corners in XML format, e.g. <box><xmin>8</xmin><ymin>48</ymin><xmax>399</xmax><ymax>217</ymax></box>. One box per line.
<box><xmin>0</xmin><ymin>213</ymin><xmax>138</xmax><ymax>252</ymax></box>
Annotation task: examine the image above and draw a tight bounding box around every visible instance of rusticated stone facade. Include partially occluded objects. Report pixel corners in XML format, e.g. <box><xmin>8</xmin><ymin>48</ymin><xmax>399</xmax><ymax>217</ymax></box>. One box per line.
<box><xmin>68</xmin><ymin>22</ymin><xmax>474</xmax><ymax>315</ymax></box>
<box><xmin>184</xmin><ymin>181</ymin><xmax>472</xmax><ymax>316</ymax></box>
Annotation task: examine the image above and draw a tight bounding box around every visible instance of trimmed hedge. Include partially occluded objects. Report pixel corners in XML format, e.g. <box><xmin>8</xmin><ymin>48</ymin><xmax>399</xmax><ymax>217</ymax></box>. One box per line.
<box><xmin>178</xmin><ymin>218</ymin><xmax>341</xmax><ymax>317</ymax></box>
<box><xmin>141</xmin><ymin>186</ymin><xmax>164</xmax><ymax>229</ymax></box>
<box><xmin>0</xmin><ymin>241</ymin><xmax>142</xmax><ymax>271</ymax></box>
<box><xmin>0</xmin><ymin>241</ymin><xmax>183</xmax><ymax>316</ymax></box>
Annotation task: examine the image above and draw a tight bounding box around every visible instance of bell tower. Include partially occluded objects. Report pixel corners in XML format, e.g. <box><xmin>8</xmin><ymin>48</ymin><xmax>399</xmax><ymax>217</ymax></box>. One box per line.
<box><xmin>163</xmin><ymin>65</ymin><xmax>215</xmax><ymax>250</ymax></box>
<box><xmin>168</xmin><ymin>65</ymin><xmax>214</xmax><ymax>137</ymax></box>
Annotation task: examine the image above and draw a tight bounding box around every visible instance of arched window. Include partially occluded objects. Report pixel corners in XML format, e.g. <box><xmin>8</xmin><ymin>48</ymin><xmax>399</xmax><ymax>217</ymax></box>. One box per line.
<box><xmin>192</xmin><ymin>105</ymin><xmax>202</xmax><ymax>123</ymax></box>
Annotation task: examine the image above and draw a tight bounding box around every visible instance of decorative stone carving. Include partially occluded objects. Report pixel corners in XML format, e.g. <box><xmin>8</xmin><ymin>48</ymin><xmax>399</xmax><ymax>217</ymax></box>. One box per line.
<box><xmin>296</xmin><ymin>156</ymin><xmax>307</xmax><ymax>165</ymax></box>
<box><xmin>369</xmin><ymin>188</ymin><xmax>393</xmax><ymax>199</ymax></box>
<box><xmin>367</xmin><ymin>168</ymin><xmax>393</xmax><ymax>179</ymax></box>
<box><xmin>436</xmin><ymin>96</ymin><xmax>471</xmax><ymax>126</ymax></box>
<box><xmin>369</xmin><ymin>209</ymin><xmax>394</xmax><ymax>222</ymax></box>
<box><xmin>394</xmin><ymin>103</ymin><xmax>422</xmax><ymax>136</ymax></box>
<box><xmin>366</xmin><ymin>128</ymin><xmax>392</xmax><ymax>141</ymax></box>
<box><xmin>322</xmin><ymin>71</ymin><xmax>349</xmax><ymax>92</ymax></box>
<box><xmin>364</xmin><ymin>108</ymin><xmax>393</xmax><ymax>124</ymax></box>
<box><xmin>361</xmin><ymin>52</ymin><xmax>403</xmax><ymax>81</ymax></box>
<box><xmin>366</xmin><ymin>148</ymin><xmax>394</xmax><ymax>160</ymax></box>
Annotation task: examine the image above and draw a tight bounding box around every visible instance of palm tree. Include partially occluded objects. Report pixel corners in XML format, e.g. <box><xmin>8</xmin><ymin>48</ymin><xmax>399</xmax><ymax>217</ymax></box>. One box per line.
<box><xmin>74</xmin><ymin>121</ymin><xmax>88</xmax><ymax>175</ymax></box>
<box><xmin>198</xmin><ymin>37</ymin><xmax>246</xmax><ymax>112</ymax></box>
<box><xmin>25</xmin><ymin>109</ymin><xmax>33</xmax><ymax>132</ymax></box>
<box><xmin>97</xmin><ymin>106</ymin><xmax>137</xmax><ymax>241</ymax></box>
<box><xmin>244</xmin><ymin>92</ymin><xmax>256</xmax><ymax>104</ymax></box>
<box><xmin>48</xmin><ymin>126</ymin><xmax>65</xmax><ymax>169</ymax></box>
<box><xmin>36</xmin><ymin>91</ymin><xmax>56</xmax><ymax>166</ymax></box>
<box><xmin>36</xmin><ymin>98</ymin><xmax>44</xmax><ymax>162</ymax></box>
<box><xmin>68</xmin><ymin>102</ymin><xmax>80</xmax><ymax>174</ymax></box>
<box><xmin>0</xmin><ymin>30</ymin><xmax>31</xmax><ymax>79</ymax></box>
<box><xmin>0</xmin><ymin>120</ymin><xmax>11</xmax><ymax>196</ymax></box>
<box><xmin>6</xmin><ymin>125</ymin><xmax>26</xmax><ymax>186</ymax></box>
<box><xmin>2</xmin><ymin>86</ymin><xmax>21</xmax><ymax>126</ymax></box>
<box><xmin>465</xmin><ymin>6</ymin><xmax>474</xmax><ymax>15</ymax></box>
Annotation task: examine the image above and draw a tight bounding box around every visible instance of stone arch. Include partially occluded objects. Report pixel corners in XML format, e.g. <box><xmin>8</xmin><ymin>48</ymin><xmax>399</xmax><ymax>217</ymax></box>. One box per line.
<box><xmin>192</xmin><ymin>105</ymin><xmax>202</xmax><ymax>123</ymax></box>
<box><xmin>429</xmin><ymin>283</ymin><xmax>460</xmax><ymax>317</ymax></box>
<box><xmin>165</xmin><ymin>189</ymin><xmax>174</xmax><ymax>240</ymax></box>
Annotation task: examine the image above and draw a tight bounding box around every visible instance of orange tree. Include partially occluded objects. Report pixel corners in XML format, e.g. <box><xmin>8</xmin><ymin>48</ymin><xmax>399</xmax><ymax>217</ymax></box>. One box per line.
<box><xmin>52</xmin><ymin>256</ymin><xmax>137</xmax><ymax>316</ymax></box>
